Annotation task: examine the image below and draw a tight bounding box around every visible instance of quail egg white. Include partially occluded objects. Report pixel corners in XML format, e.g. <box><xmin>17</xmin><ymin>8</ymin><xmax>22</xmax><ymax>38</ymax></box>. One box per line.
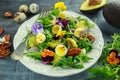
<box><xmin>29</xmin><ymin>3</ymin><xmax>39</xmax><ymax>14</ymax></box>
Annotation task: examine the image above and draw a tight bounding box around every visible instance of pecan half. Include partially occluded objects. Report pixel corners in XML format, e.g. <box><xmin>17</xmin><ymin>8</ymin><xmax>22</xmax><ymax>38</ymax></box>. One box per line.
<box><xmin>0</xmin><ymin>42</ymin><xmax>11</xmax><ymax>58</ymax></box>
<box><xmin>0</xmin><ymin>48</ymin><xmax>11</xmax><ymax>58</ymax></box>
<box><xmin>4</xmin><ymin>34</ymin><xmax>10</xmax><ymax>42</ymax></box>
<box><xmin>0</xmin><ymin>42</ymin><xmax>11</xmax><ymax>49</ymax></box>
<box><xmin>4</xmin><ymin>11</ymin><xmax>12</xmax><ymax>18</ymax></box>
<box><xmin>0</xmin><ymin>27</ymin><xmax>3</xmax><ymax>35</ymax></box>
<box><xmin>68</xmin><ymin>48</ymin><xmax>81</xmax><ymax>56</ymax></box>
<box><xmin>87</xmin><ymin>34</ymin><xmax>95</xmax><ymax>41</ymax></box>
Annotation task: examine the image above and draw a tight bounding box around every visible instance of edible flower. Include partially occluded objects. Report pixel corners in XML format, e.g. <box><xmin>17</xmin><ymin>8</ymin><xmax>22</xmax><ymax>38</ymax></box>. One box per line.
<box><xmin>54</xmin><ymin>2</ymin><xmax>67</xmax><ymax>10</ymax></box>
<box><xmin>31</xmin><ymin>22</ymin><xmax>43</xmax><ymax>35</ymax></box>
<box><xmin>56</xmin><ymin>18</ymin><xmax>68</xmax><ymax>27</ymax></box>
<box><xmin>56</xmin><ymin>30</ymin><xmax>66</xmax><ymax>37</ymax></box>
<box><xmin>41</xmin><ymin>49</ymin><xmax>55</xmax><ymax>64</ymax></box>
<box><xmin>107</xmin><ymin>49</ymin><xmax>120</xmax><ymax>65</ymax></box>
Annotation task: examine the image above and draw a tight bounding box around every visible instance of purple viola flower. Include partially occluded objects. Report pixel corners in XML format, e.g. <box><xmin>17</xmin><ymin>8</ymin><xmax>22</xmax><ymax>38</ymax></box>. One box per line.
<box><xmin>31</xmin><ymin>22</ymin><xmax>43</xmax><ymax>35</ymax></box>
<box><xmin>62</xmin><ymin>19</ymin><xmax>68</xmax><ymax>27</ymax></box>
<box><xmin>57</xmin><ymin>17</ymin><xmax>62</xmax><ymax>22</ymax></box>
<box><xmin>117</xmin><ymin>56</ymin><xmax>120</xmax><ymax>65</ymax></box>
<box><xmin>109</xmin><ymin>49</ymin><xmax>120</xmax><ymax>65</ymax></box>
<box><xmin>42</xmin><ymin>56</ymin><xmax>54</xmax><ymax>64</ymax></box>
<box><xmin>56</xmin><ymin>18</ymin><xmax>68</xmax><ymax>28</ymax></box>
<box><xmin>109</xmin><ymin>49</ymin><xmax>118</xmax><ymax>56</ymax></box>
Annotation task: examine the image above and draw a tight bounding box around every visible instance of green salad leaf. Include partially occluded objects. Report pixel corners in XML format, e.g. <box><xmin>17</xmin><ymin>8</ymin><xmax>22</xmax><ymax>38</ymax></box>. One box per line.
<box><xmin>53</xmin><ymin>53</ymin><xmax>93</xmax><ymax>69</ymax></box>
<box><xmin>78</xmin><ymin>38</ymin><xmax>93</xmax><ymax>53</ymax></box>
<box><xmin>49</xmin><ymin>8</ymin><xmax>61</xmax><ymax>16</ymax></box>
<box><xmin>38</xmin><ymin>30</ymin><xmax>53</xmax><ymax>51</ymax></box>
<box><xmin>23</xmin><ymin>52</ymin><xmax>41</xmax><ymax>60</ymax></box>
<box><xmin>68</xmin><ymin>19</ymin><xmax>77</xmax><ymax>29</ymax></box>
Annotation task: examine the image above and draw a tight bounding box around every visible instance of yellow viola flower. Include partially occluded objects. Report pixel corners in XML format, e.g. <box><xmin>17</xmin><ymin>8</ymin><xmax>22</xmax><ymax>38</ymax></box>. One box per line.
<box><xmin>54</xmin><ymin>2</ymin><xmax>67</xmax><ymax>10</ymax></box>
<box><xmin>56</xmin><ymin>30</ymin><xmax>66</xmax><ymax>37</ymax></box>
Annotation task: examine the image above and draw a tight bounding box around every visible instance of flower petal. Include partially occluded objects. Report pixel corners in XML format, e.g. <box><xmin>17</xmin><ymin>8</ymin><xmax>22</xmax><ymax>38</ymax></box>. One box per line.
<box><xmin>56</xmin><ymin>18</ymin><xmax>68</xmax><ymax>28</ymax></box>
<box><xmin>116</xmin><ymin>56</ymin><xmax>120</xmax><ymax>65</ymax></box>
<box><xmin>31</xmin><ymin>22</ymin><xmax>43</xmax><ymax>35</ymax></box>
<box><xmin>54</xmin><ymin>2</ymin><xmax>67</xmax><ymax>10</ymax></box>
<box><xmin>62</xmin><ymin>19</ymin><xmax>68</xmax><ymax>27</ymax></box>
<box><xmin>42</xmin><ymin>56</ymin><xmax>54</xmax><ymax>64</ymax></box>
<box><xmin>109</xmin><ymin>49</ymin><xmax>118</xmax><ymax>55</ymax></box>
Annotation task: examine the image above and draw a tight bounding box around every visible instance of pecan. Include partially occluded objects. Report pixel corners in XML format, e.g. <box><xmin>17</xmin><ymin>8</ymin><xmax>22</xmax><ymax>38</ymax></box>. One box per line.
<box><xmin>0</xmin><ymin>27</ymin><xmax>3</xmax><ymax>35</ymax></box>
<box><xmin>89</xmin><ymin>0</ymin><xmax>102</xmax><ymax>6</ymax></box>
<box><xmin>4</xmin><ymin>11</ymin><xmax>12</xmax><ymax>18</ymax></box>
<box><xmin>0</xmin><ymin>42</ymin><xmax>11</xmax><ymax>58</ymax></box>
<box><xmin>4</xmin><ymin>34</ymin><xmax>10</xmax><ymax>42</ymax></box>
<box><xmin>68</xmin><ymin>48</ymin><xmax>81</xmax><ymax>56</ymax></box>
<box><xmin>87</xmin><ymin>34</ymin><xmax>95</xmax><ymax>41</ymax></box>
<box><xmin>0</xmin><ymin>42</ymin><xmax>11</xmax><ymax>49</ymax></box>
<box><xmin>0</xmin><ymin>48</ymin><xmax>11</xmax><ymax>58</ymax></box>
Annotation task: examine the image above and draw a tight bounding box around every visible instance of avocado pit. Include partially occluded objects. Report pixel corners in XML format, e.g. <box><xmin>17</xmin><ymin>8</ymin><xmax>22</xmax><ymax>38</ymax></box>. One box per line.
<box><xmin>80</xmin><ymin>0</ymin><xmax>107</xmax><ymax>14</ymax></box>
<box><xmin>89</xmin><ymin>0</ymin><xmax>102</xmax><ymax>6</ymax></box>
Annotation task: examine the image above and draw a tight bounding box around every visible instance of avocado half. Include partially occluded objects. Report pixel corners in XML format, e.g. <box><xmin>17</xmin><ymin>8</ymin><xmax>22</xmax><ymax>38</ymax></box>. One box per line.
<box><xmin>80</xmin><ymin>0</ymin><xmax>107</xmax><ymax>14</ymax></box>
<box><xmin>103</xmin><ymin>2</ymin><xmax>120</xmax><ymax>28</ymax></box>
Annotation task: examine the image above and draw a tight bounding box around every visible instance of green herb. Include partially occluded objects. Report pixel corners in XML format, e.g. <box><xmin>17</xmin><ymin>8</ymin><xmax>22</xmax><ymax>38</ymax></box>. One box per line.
<box><xmin>38</xmin><ymin>30</ymin><xmax>53</xmax><ymax>51</ymax></box>
<box><xmin>38</xmin><ymin>17</ymin><xmax>51</xmax><ymax>26</ymax></box>
<box><xmin>23</xmin><ymin>52</ymin><xmax>41</xmax><ymax>60</ymax></box>
<box><xmin>49</xmin><ymin>8</ymin><xmax>61</xmax><ymax>17</ymax></box>
<box><xmin>89</xmin><ymin>66</ymin><xmax>120</xmax><ymax>80</ymax></box>
<box><xmin>53</xmin><ymin>54</ymin><xmax>92</xmax><ymax>69</ymax></box>
<box><xmin>68</xmin><ymin>19</ymin><xmax>76</xmax><ymax>29</ymax></box>
<box><xmin>78</xmin><ymin>38</ymin><xmax>93</xmax><ymax>53</ymax></box>
<box><xmin>88</xmin><ymin>33</ymin><xmax>120</xmax><ymax>80</ymax></box>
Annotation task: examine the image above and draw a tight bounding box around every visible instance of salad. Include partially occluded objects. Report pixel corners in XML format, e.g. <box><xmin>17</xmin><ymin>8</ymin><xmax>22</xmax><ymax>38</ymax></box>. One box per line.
<box><xmin>24</xmin><ymin>2</ymin><xmax>95</xmax><ymax>69</ymax></box>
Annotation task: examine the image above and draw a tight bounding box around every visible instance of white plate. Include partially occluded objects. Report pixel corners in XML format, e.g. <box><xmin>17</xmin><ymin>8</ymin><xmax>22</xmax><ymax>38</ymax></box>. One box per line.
<box><xmin>13</xmin><ymin>11</ymin><xmax>104</xmax><ymax>77</ymax></box>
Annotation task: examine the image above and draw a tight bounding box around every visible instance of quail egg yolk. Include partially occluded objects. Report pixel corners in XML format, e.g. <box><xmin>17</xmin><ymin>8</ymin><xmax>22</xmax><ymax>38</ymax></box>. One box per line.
<box><xmin>36</xmin><ymin>33</ymin><xmax>46</xmax><ymax>43</ymax></box>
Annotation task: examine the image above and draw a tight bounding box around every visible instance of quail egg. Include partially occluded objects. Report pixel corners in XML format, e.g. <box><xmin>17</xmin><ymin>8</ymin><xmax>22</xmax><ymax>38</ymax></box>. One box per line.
<box><xmin>14</xmin><ymin>12</ymin><xmax>26</xmax><ymax>22</ymax></box>
<box><xmin>29</xmin><ymin>3</ymin><xmax>39</xmax><ymax>14</ymax></box>
<box><xmin>19</xmin><ymin>5</ymin><xmax>29</xmax><ymax>13</ymax></box>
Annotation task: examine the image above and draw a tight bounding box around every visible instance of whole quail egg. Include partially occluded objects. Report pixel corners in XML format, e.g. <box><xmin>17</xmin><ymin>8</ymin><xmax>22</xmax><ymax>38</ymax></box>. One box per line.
<box><xmin>19</xmin><ymin>5</ymin><xmax>29</xmax><ymax>13</ymax></box>
<box><xmin>14</xmin><ymin>12</ymin><xmax>26</xmax><ymax>22</ymax></box>
<box><xmin>29</xmin><ymin>3</ymin><xmax>39</xmax><ymax>14</ymax></box>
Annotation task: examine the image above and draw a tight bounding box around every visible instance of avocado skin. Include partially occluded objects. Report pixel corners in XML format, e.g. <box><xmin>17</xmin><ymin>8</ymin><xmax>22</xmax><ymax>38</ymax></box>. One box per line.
<box><xmin>80</xmin><ymin>7</ymin><xmax>102</xmax><ymax>14</ymax></box>
<box><xmin>103</xmin><ymin>2</ymin><xmax>120</xmax><ymax>28</ymax></box>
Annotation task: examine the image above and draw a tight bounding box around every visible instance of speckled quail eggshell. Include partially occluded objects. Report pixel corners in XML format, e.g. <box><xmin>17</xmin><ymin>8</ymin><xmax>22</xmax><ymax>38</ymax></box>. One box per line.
<box><xmin>19</xmin><ymin>5</ymin><xmax>29</xmax><ymax>13</ymax></box>
<box><xmin>14</xmin><ymin>12</ymin><xmax>26</xmax><ymax>22</ymax></box>
<box><xmin>29</xmin><ymin>3</ymin><xmax>39</xmax><ymax>14</ymax></box>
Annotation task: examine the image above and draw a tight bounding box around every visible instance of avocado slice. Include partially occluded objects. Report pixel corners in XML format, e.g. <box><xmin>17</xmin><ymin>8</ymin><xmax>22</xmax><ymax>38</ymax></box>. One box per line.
<box><xmin>80</xmin><ymin>0</ymin><xmax>107</xmax><ymax>14</ymax></box>
<box><xmin>103</xmin><ymin>2</ymin><xmax>120</xmax><ymax>28</ymax></box>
